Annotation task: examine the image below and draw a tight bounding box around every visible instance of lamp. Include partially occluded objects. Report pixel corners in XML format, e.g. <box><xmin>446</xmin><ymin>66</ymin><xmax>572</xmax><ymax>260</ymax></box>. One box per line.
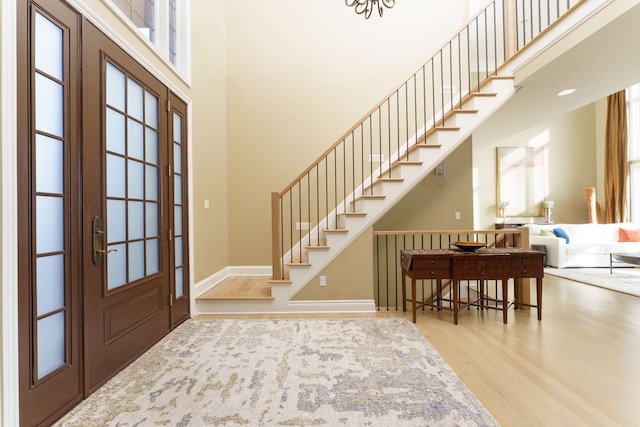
<box><xmin>543</xmin><ymin>200</ymin><xmax>555</xmax><ymax>223</ymax></box>
<box><xmin>499</xmin><ymin>201</ymin><xmax>509</xmax><ymax>223</ymax></box>
<box><xmin>345</xmin><ymin>0</ymin><xmax>395</xmax><ymax>19</ymax></box>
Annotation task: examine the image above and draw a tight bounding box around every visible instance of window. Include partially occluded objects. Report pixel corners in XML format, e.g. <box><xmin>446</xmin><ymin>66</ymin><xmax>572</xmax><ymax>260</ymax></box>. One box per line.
<box><xmin>110</xmin><ymin>0</ymin><xmax>188</xmax><ymax>73</ymax></box>
<box><xmin>627</xmin><ymin>84</ymin><xmax>640</xmax><ymax>223</ymax></box>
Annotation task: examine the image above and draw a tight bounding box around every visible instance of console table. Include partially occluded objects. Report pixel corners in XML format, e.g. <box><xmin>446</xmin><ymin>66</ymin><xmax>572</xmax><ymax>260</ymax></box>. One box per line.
<box><xmin>400</xmin><ymin>248</ymin><xmax>544</xmax><ymax>324</ymax></box>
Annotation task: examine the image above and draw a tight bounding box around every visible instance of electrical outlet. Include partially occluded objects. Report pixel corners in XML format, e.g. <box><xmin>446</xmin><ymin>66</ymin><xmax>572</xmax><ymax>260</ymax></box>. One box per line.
<box><xmin>320</xmin><ymin>276</ymin><xmax>327</xmax><ymax>287</ymax></box>
<box><xmin>296</xmin><ymin>222</ymin><xmax>310</xmax><ymax>230</ymax></box>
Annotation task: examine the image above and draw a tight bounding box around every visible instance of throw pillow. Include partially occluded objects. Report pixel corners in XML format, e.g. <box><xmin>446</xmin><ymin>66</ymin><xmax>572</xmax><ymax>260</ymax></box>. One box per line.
<box><xmin>619</xmin><ymin>227</ymin><xmax>640</xmax><ymax>242</ymax></box>
<box><xmin>540</xmin><ymin>229</ymin><xmax>556</xmax><ymax>237</ymax></box>
<box><xmin>553</xmin><ymin>227</ymin><xmax>570</xmax><ymax>243</ymax></box>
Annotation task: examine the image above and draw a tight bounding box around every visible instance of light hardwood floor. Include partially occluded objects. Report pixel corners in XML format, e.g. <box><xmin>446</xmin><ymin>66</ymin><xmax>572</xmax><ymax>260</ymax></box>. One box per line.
<box><xmin>196</xmin><ymin>274</ymin><xmax>640</xmax><ymax>426</ymax></box>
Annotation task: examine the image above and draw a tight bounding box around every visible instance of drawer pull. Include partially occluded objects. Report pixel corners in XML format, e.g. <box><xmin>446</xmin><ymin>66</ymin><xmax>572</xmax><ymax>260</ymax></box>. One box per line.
<box><xmin>430</xmin><ymin>260</ymin><xmax>436</xmax><ymax>266</ymax></box>
<box><xmin>522</xmin><ymin>270</ymin><xmax>528</xmax><ymax>276</ymax></box>
<box><xmin>480</xmin><ymin>261</ymin><xmax>486</xmax><ymax>267</ymax></box>
<box><xmin>430</xmin><ymin>271</ymin><xmax>435</xmax><ymax>277</ymax></box>
<box><xmin>523</xmin><ymin>259</ymin><xmax>528</xmax><ymax>265</ymax></box>
<box><xmin>480</xmin><ymin>272</ymin><xmax>486</xmax><ymax>278</ymax></box>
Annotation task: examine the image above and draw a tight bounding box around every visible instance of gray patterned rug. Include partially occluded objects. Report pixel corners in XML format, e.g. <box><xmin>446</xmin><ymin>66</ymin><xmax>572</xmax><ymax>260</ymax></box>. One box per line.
<box><xmin>545</xmin><ymin>267</ymin><xmax>640</xmax><ymax>298</ymax></box>
<box><xmin>55</xmin><ymin>318</ymin><xmax>498</xmax><ymax>426</ymax></box>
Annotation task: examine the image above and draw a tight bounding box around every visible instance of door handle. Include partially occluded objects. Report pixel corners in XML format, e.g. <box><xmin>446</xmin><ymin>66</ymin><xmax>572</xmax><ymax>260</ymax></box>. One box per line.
<box><xmin>95</xmin><ymin>248</ymin><xmax>117</xmax><ymax>256</ymax></box>
<box><xmin>92</xmin><ymin>216</ymin><xmax>117</xmax><ymax>264</ymax></box>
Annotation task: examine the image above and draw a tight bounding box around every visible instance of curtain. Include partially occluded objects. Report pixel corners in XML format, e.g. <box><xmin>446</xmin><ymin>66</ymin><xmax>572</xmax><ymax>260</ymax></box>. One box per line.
<box><xmin>604</xmin><ymin>90</ymin><xmax>629</xmax><ymax>223</ymax></box>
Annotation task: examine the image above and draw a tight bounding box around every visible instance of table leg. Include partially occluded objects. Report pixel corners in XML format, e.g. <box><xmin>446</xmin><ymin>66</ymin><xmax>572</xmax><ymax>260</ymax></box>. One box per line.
<box><xmin>453</xmin><ymin>279</ymin><xmax>459</xmax><ymax>325</ymax></box>
<box><xmin>537</xmin><ymin>277</ymin><xmax>543</xmax><ymax>321</ymax></box>
<box><xmin>401</xmin><ymin>271</ymin><xmax>407</xmax><ymax>312</ymax></box>
<box><xmin>610</xmin><ymin>254</ymin><xmax>613</xmax><ymax>274</ymax></box>
<box><xmin>502</xmin><ymin>278</ymin><xmax>508</xmax><ymax>324</ymax></box>
<box><xmin>411</xmin><ymin>278</ymin><xmax>417</xmax><ymax>323</ymax></box>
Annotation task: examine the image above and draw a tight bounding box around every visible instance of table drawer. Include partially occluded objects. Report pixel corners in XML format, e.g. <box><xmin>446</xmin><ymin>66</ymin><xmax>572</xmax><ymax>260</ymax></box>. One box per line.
<box><xmin>411</xmin><ymin>257</ymin><xmax>452</xmax><ymax>269</ymax></box>
<box><xmin>456</xmin><ymin>269</ymin><xmax>506</xmax><ymax>280</ymax></box>
<box><xmin>413</xmin><ymin>268</ymin><xmax>450</xmax><ymax>280</ymax></box>
<box><xmin>511</xmin><ymin>267</ymin><xmax>544</xmax><ymax>278</ymax></box>
<box><xmin>455</xmin><ymin>257</ymin><xmax>508</xmax><ymax>271</ymax></box>
<box><xmin>511</xmin><ymin>255</ymin><xmax>544</xmax><ymax>268</ymax></box>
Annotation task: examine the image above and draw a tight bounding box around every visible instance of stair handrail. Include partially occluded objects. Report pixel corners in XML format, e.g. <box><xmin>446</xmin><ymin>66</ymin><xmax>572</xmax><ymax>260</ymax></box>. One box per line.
<box><xmin>271</xmin><ymin>0</ymin><xmax>585</xmax><ymax>281</ymax></box>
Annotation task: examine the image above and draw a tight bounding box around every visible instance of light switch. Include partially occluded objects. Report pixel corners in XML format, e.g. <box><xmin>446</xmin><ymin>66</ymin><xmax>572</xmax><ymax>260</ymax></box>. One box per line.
<box><xmin>455</xmin><ymin>211</ymin><xmax>461</xmax><ymax>220</ymax></box>
<box><xmin>204</xmin><ymin>200</ymin><xmax>210</xmax><ymax>210</ymax></box>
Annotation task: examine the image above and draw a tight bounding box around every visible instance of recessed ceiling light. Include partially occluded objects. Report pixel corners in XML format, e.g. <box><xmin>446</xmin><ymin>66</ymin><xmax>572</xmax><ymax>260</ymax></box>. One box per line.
<box><xmin>557</xmin><ymin>88</ymin><xmax>577</xmax><ymax>96</ymax></box>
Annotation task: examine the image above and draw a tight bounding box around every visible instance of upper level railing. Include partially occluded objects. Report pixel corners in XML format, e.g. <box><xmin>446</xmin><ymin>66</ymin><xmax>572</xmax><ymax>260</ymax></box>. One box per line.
<box><xmin>271</xmin><ymin>0</ymin><xmax>584</xmax><ymax>280</ymax></box>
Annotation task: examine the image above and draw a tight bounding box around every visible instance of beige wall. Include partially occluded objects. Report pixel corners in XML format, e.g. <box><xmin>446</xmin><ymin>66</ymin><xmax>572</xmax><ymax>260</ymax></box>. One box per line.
<box><xmin>374</xmin><ymin>138</ymin><xmax>475</xmax><ymax>231</ymax></box>
<box><xmin>293</xmin><ymin>229</ymin><xmax>374</xmax><ymax>301</ymax></box>
<box><xmin>223</xmin><ymin>1</ymin><xmax>471</xmax><ymax>266</ymax></box>
<box><xmin>473</xmin><ymin>103</ymin><xmax>600</xmax><ymax>228</ymax></box>
<box><xmin>190</xmin><ymin>1</ymin><xmax>230</xmax><ymax>282</ymax></box>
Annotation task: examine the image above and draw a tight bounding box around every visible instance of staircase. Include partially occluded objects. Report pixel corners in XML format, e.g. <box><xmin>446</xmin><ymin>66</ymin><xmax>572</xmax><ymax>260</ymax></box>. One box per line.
<box><xmin>196</xmin><ymin>0</ymin><xmax>610</xmax><ymax>315</ymax></box>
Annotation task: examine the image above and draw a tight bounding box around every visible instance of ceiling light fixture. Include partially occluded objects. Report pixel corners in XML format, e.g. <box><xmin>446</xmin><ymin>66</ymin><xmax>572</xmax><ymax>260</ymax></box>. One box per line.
<box><xmin>557</xmin><ymin>88</ymin><xmax>577</xmax><ymax>96</ymax></box>
<box><xmin>345</xmin><ymin>0</ymin><xmax>395</xmax><ymax>19</ymax></box>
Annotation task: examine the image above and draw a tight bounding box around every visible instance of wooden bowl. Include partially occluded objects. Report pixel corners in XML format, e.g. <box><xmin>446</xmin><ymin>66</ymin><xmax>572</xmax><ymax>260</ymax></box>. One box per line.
<box><xmin>452</xmin><ymin>241</ymin><xmax>486</xmax><ymax>252</ymax></box>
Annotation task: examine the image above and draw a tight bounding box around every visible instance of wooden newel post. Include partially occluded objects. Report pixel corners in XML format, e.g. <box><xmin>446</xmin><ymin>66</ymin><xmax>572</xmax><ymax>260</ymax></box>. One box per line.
<box><xmin>271</xmin><ymin>192</ymin><xmax>282</xmax><ymax>280</ymax></box>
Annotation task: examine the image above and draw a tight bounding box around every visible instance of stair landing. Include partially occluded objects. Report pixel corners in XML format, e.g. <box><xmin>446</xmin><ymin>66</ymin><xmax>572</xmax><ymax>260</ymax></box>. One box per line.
<box><xmin>198</xmin><ymin>276</ymin><xmax>273</xmax><ymax>300</ymax></box>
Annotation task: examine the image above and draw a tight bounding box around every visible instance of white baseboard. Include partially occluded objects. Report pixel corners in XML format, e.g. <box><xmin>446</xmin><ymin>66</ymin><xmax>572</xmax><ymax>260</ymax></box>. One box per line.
<box><xmin>287</xmin><ymin>299</ymin><xmax>377</xmax><ymax>313</ymax></box>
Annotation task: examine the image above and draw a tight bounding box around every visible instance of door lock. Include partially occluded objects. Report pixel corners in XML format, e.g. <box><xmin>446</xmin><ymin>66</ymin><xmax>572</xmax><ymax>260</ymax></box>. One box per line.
<box><xmin>92</xmin><ymin>216</ymin><xmax>117</xmax><ymax>264</ymax></box>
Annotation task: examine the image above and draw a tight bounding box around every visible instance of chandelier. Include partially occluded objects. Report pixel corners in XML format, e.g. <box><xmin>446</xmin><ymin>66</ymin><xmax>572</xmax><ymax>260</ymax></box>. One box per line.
<box><xmin>345</xmin><ymin>0</ymin><xmax>395</xmax><ymax>19</ymax></box>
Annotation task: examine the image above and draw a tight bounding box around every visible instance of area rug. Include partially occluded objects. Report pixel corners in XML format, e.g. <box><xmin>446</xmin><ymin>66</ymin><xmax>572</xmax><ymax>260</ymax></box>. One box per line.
<box><xmin>55</xmin><ymin>318</ymin><xmax>498</xmax><ymax>426</ymax></box>
<box><xmin>545</xmin><ymin>267</ymin><xmax>640</xmax><ymax>298</ymax></box>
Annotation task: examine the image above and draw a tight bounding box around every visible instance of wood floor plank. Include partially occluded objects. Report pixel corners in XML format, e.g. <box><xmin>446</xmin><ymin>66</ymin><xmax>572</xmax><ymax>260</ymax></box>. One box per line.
<box><xmin>196</xmin><ymin>274</ymin><xmax>640</xmax><ymax>426</ymax></box>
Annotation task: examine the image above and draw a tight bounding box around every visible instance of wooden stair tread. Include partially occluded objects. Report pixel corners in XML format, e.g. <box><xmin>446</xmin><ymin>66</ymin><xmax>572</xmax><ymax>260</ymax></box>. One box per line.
<box><xmin>470</xmin><ymin>92</ymin><xmax>497</xmax><ymax>97</ymax></box>
<box><xmin>397</xmin><ymin>160</ymin><xmax>423</xmax><ymax>165</ymax></box>
<box><xmin>338</xmin><ymin>211</ymin><xmax>366</xmax><ymax>216</ymax></box>
<box><xmin>198</xmin><ymin>276</ymin><xmax>273</xmax><ymax>300</ymax></box>
<box><xmin>359</xmin><ymin>194</ymin><xmax>386</xmax><ymax>199</ymax></box>
<box><xmin>453</xmin><ymin>109</ymin><xmax>479</xmax><ymax>114</ymax></box>
<box><xmin>267</xmin><ymin>279</ymin><xmax>292</xmax><ymax>284</ymax></box>
<box><xmin>306</xmin><ymin>245</ymin><xmax>330</xmax><ymax>249</ymax></box>
<box><xmin>324</xmin><ymin>228</ymin><xmax>348</xmax><ymax>233</ymax></box>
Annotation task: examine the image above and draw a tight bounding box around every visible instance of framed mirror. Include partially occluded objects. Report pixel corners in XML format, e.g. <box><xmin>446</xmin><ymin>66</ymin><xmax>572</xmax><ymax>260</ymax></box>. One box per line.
<box><xmin>496</xmin><ymin>147</ymin><xmax>546</xmax><ymax>217</ymax></box>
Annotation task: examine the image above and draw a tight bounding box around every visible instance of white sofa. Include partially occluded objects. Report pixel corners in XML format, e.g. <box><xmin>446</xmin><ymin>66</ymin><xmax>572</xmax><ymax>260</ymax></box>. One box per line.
<box><xmin>525</xmin><ymin>222</ymin><xmax>640</xmax><ymax>268</ymax></box>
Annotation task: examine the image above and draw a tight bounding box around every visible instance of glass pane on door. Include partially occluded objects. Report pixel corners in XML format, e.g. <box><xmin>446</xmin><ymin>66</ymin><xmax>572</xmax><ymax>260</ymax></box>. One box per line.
<box><xmin>105</xmin><ymin>61</ymin><xmax>161</xmax><ymax>290</ymax></box>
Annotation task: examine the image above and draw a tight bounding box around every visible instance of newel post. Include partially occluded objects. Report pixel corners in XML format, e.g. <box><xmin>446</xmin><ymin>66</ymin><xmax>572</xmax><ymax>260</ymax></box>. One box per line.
<box><xmin>271</xmin><ymin>192</ymin><xmax>282</xmax><ymax>280</ymax></box>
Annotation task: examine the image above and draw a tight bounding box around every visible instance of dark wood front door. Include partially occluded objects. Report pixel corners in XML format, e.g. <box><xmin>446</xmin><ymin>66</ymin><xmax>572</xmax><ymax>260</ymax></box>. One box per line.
<box><xmin>18</xmin><ymin>1</ymin><xmax>190</xmax><ymax>424</ymax></box>
<box><xmin>82</xmin><ymin>22</ymin><xmax>173</xmax><ymax>393</ymax></box>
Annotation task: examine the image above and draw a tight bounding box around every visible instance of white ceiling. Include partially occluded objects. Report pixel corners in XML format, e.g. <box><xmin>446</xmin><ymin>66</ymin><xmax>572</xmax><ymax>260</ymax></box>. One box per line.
<box><xmin>479</xmin><ymin>1</ymin><xmax>640</xmax><ymax>141</ymax></box>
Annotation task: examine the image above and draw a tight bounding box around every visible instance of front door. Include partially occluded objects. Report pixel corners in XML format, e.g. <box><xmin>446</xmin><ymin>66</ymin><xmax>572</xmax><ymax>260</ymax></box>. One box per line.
<box><xmin>82</xmin><ymin>22</ymin><xmax>173</xmax><ymax>392</ymax></box>
<box><xmin>18</xmin><ymin>1</ymin><xmax>190</xmax><ymax>424</ymax></box>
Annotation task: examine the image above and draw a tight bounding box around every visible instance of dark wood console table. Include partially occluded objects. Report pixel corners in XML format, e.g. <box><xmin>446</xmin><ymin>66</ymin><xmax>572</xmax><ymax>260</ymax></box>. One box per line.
<box><xmin>401</xmin><ymin>248</ymin><xmax>544</xmax><ymax>324</ymax></box>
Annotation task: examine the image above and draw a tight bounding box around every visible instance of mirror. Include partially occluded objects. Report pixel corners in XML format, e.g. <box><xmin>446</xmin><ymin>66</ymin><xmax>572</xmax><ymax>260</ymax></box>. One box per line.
<box><xmin>496</xmin><ymin>146</ymin><xmax>546</xmax><ymax>217</ymax></box>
